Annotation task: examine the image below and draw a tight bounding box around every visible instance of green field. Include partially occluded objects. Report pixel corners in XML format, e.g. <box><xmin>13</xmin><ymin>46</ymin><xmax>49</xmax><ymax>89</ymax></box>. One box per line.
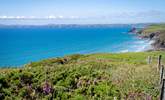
<box><xmin>1</xmin><ymin>51</ymin><xmax>165</xmax><ymax>99</ymax></box>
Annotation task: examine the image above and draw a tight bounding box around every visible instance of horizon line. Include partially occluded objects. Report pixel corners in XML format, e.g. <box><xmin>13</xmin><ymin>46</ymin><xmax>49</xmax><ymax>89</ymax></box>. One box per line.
<box><xmin>0</xmin><ymin>22</ymin><xmax>165</xmax><ymax>26</ymax></box>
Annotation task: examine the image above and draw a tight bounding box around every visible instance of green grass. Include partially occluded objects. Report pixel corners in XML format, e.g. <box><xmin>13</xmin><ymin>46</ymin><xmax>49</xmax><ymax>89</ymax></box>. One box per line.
<box><xmin>139</xmin><ymin>24</ymin><xmax>165</xmax><ymax>49</ymax></box>
<box><xmin>142</xmin><ymin>24</ymin><xmax>165</xmax><ymax>35</ymax></box>
<box><xmin>0</xmin><ymin>52</ymin><xmax>165</xmax><ymax>99</ymax></box>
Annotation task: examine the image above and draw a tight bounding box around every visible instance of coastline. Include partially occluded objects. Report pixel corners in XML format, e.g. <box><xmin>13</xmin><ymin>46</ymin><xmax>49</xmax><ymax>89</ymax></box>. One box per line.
<box><xmin>133</xmin><ymin>24</ymin><xmax>165</xmax><ymax>51</ymax></box>
<box><xmin>0</xmin><ymin>24</ymin><xmax>164</xmax><ymax>67</ymax></box>
<box><xmin>0</xmin><ymin>24</ymin><xmax>165</xmax><ymax>99</ymax></box>
<box><xmin>0</xmin><ymin>24</ymin><xmax>152</xmax><ymax>67</ymax></box>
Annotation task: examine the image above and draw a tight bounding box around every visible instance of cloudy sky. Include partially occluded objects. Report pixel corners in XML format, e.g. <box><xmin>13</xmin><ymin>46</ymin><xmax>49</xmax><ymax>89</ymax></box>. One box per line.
<box><xmin>0</xmin><ymin>0</ymin><xmax>165</xmax><ymax>24</ymax></box>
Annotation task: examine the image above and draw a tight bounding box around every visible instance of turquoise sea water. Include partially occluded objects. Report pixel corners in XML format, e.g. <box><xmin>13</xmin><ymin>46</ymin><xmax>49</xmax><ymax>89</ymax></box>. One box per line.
<box><xmin>0</xmin><ymin>25</ymin><xmax>151</xmax><ymax>66</ymax></box>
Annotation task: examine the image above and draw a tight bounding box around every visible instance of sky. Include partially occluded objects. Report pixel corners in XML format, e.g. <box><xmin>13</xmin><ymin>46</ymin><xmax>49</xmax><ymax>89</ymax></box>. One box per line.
<box><xmin>0</xmin><ymin>0</ymin><xmax>165</xmax><ymax>24</ymax></box>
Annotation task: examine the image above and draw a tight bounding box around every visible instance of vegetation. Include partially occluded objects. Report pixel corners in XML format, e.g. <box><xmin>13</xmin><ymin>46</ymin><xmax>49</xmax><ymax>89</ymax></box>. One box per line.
<box><xmin>138</xmin><ymin>24</ymin><xmax>165</xmax><ymax>49</ymax></box>
<box><xmin>141</xmin><ymin>24</ymin><xmax>165</xmax><ymax>35</ymax></box>
<box><xmin>0</xmin><ymin>52</ymin><xmax>165</xmax><ymax>99</ymax></box>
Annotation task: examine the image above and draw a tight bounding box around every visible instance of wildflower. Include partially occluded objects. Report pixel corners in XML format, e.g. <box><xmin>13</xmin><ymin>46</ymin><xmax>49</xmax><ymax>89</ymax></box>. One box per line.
<box><xmin>43</xmin><ymin>81</ymin><xmax>52</xmax><ymax>95</ymax></box>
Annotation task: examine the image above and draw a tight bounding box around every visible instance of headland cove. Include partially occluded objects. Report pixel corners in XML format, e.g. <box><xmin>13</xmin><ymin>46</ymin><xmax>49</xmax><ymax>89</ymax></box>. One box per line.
<box><xmin>0</xmin><ymin>24</ymin><xmax>165</xmax><ymax>99</ymax></box>
<box><xmin>0</xmin><ymin>24</ymin><xmax>152</xmax><ymax>66</ymax></box>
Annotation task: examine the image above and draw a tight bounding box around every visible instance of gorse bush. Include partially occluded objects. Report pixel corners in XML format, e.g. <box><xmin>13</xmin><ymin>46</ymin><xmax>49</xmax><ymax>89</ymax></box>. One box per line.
<box><xmin>0</xmin><ymin>51</ymin><xmax>165</xmax><ymax>99</ymax></box>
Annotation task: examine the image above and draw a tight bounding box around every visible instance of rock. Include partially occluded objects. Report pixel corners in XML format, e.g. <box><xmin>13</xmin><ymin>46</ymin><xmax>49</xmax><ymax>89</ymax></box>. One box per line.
<box><xmin>129</xmin><ymin>27</ymin><xmax>136</xmax><ymax>33</ymax></box>
<box><xmin>149</xmin><ymin>33</ymin><xmax>155</xmax><ymax>39</ymax></box>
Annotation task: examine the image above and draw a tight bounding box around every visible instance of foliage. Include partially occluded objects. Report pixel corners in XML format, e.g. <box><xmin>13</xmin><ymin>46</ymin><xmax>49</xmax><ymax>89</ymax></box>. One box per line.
<box><xmin>141</xmin><ymin>24</ymin><xmax>165</xmax><ymax>35</ymax></box>
<box><xmin>0</xmin><ymin>51</ymin><xmax>165</xmax><ymax>99</ymax></box>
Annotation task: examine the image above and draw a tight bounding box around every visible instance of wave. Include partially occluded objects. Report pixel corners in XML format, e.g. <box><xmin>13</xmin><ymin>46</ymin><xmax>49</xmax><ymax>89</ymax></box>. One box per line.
<box><xmin>118</xmin><ymin>39</ymin><xmax>153</xmax><ymax>53</ymax></box>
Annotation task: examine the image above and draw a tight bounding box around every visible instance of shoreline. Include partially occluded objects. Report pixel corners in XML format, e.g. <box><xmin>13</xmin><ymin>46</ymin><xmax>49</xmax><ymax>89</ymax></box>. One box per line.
<box><xmin>0</xmin><ymin>41</ymin><xmax>155</xmax><ymax>68</ymax></box>
<box><xmin>133</xmin><ymin>24</ymin><xmax>165</xmax><ymax>51</ymax></box>
<box><xmin>138</xmin><ymin>37</ymin><xmax>156</xmax><ymax>52</ymax></box>
<box><xmin>0</xmin><ymin>24</ymin><xmax>164</xmax><ymax>67</ymax></box>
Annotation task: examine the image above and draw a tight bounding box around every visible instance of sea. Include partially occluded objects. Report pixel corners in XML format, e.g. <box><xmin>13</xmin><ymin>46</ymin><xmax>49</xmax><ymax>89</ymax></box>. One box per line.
<box><xmin>0</xmin><ymin>24</ymin><xmax>152</xmax><ymax>67</ymax></box>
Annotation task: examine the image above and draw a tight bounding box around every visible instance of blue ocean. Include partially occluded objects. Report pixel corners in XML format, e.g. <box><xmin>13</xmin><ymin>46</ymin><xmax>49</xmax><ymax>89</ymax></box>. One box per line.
<box><xmin>0</xmin><ymin>25</ymin><xmax>151</xmax><ymax>66</ymax></box>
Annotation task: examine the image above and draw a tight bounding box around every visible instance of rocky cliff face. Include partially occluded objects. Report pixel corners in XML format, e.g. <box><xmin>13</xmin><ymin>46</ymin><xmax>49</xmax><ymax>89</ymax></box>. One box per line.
<box><xmin>153</xmin><ymin>31</ymin><xmax>165</xmax><ymax>50</ymax></box>
<box><xmin>136</xmin><ymin>24</ymin><xmax>165</xmax><ymax>50</ymax></box>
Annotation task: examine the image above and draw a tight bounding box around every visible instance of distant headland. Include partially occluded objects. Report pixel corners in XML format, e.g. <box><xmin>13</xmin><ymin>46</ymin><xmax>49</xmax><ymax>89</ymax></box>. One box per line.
<box><xmin>134</xmin><ymin>24</ymin><xmax>165</xmax><ymax>51</ymax></box>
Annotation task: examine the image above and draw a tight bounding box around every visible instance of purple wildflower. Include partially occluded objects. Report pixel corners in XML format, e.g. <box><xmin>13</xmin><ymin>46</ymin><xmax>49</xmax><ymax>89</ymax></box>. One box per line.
<box><xmin>43</xmin><ymin>81</ymin><xmax>51</xmax><ymax>94</ymax></box>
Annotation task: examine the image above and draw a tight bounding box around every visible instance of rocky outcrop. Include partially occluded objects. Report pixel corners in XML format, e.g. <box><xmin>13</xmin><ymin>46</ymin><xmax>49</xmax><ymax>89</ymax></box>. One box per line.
<box><xmin>136</xmin><ymin>29</ymin><xmax>165</xmax><ymax>50</ymax></box>
<box><xmin>129</xmin><ymin>27</ymin><xmax>137</xmax><ymax>33</ymax></box>
<box><xmin>153</xmin><ymin>32</ymin><xmax>165</xmax><ymax>50</ymax></box>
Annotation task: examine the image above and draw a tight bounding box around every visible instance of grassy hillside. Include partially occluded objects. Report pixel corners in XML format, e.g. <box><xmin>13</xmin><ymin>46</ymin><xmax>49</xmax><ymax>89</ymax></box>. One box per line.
<box><xmin>141</xmin><ymin>24</ymin><xmax>165</xmax><ymax>35</ymax></box>
<box><xmin>138</xmin><ymin>24</ymin><xmax>165</xmax><ymax>49</ymax></box>
<box><xmin>0</xmin><ymin>51</ymin><xmax>165</xmax><ymax>99</ymax></box>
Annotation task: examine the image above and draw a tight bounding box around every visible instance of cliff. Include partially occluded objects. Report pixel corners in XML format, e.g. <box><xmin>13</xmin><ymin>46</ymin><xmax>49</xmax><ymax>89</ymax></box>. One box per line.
<box><xmin>137</xmin><ymin>24</ymin><xmax>165</xmax><ymax>50</ymax></box>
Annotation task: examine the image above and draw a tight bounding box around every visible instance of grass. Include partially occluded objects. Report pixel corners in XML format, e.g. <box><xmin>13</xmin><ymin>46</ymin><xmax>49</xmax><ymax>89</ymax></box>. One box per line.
<box><xmin>141</xmin><ymin>24</ymin><xmax>165</xmax><ymax>35</ymax></box>
<box><xmin>138</xmin><ymin>24</ymin><xmax>165</xmax><ymax>49</ymax></box>
<box><xmin>0</xmin><ymin>51</ymin><xmax>165</xmax><ymax>99</ymax></box>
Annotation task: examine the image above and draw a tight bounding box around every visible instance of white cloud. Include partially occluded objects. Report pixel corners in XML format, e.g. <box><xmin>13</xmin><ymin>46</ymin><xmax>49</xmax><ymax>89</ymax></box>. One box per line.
<box><xmin>5</xmin><ymin>16</ymin><xmax>15</xmax><ymax>19</ymax></box>
<box><xmin>58</xmin><ymin>15</ymin><xmax>64</xmax><ymax>19</ymax></box>
<box><xmin>0</xmin><ymin>15</ymin><xmax>26</xmax><ymax>19</ymax></box>
<box><xmin>0</xmin><ymin>15</ymin><xmax>82</xmax><ymax>20</ymax></box>
<box><xmin>46</xmin><ymin>15</ymin><xmax>57</xmax><ymax>19</ymax></box>
<box><xmin>0</xmin><ymin>16</ymin><xmax>7</xmax><ymax>18</ymax></box>
<box><xmin>45</xmin><ymin>15</ymin><xmax>80</xmax><ymax>19</ymax></box>
<box><xmin>29</xmin><ymin>16</ymin><xmax>36</xmax><ymax>19</ymax></box>
<box><xmin>1</xmin><ymin>10</ymin><xmax>164</xmax><ymax>24</ymax></box>
<box><xmin>70</xmin><ymin>16</ymin><xmax>79</xmax><ymax>19</ymax></box>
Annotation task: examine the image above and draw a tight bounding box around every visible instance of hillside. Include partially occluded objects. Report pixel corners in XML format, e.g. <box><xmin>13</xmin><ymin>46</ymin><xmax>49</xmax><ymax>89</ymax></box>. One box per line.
<box><xmin>0</xmin><ymin>51</ymin><xmax>165</xmax><ymax>99</ymax></box>
<box><xmin>137</xmin><ymin>24</ymin><xmax>165</xmax><ymax>50</ymax></box>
